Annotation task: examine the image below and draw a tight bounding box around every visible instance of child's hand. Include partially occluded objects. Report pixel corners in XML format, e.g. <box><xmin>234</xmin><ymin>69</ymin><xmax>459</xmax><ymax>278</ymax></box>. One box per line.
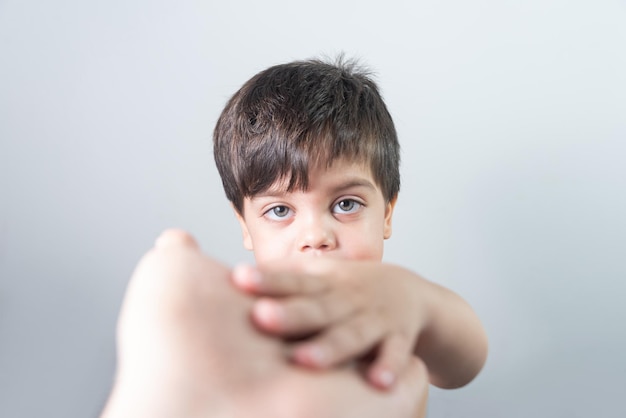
<box><xmin>231</xmin><ymin>260</ymin><xmax>429</xmax><ymax>390</ymax></box>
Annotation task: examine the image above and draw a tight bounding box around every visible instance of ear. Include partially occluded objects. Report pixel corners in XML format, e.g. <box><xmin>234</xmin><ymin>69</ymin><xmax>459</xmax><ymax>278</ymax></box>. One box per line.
<box><xmin>383</xmin><ymin>196</ymin><xmax>397</xmax><ymax>240</ymax></box>
<box><xmin>233</xmin><ymin>206</ymin><xmax>254</xmax><ymax>251</ymax></box>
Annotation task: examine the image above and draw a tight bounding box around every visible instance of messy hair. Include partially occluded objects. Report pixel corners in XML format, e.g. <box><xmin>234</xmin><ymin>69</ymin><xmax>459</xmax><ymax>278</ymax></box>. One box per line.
<box><xmin>213</xmin><ymin>57</ymin><xmax>400</xmax><ymax>214</ymax></box>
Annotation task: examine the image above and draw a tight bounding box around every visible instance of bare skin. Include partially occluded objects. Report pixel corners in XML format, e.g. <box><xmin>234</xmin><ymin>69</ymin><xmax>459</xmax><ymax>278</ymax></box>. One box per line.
<box><xmin>234</xmin><ymin>160</ymin><xmax>489</xmax><ymax>390</ymax></box>
<box><xmin>101</xmin><ymin>229</ymin><xmax>428</xmax><ymax>418</ymax></box>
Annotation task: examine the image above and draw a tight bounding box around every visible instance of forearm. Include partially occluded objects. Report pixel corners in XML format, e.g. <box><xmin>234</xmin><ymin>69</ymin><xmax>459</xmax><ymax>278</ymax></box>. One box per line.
<box><xmin>411</xmin><ymin>274</ymin><xmax>488</xmax><ymax>389</ymax></box>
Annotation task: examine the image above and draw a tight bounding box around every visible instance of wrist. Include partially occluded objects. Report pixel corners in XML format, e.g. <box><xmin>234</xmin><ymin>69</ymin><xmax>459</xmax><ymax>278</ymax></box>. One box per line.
<box><xmin>391</xmin><ymin>264</ymin><xmax>435</xmax><ymax>340</ymax></box>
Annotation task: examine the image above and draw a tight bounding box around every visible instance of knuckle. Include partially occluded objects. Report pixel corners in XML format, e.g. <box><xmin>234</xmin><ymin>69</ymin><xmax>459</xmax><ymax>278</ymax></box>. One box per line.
<box><xmin>301</xmin><ymin>300</ymin><xmax>325</xmax><ymax>328</ymax></box>
<box><xmin>390</xmin><ymin>330</ymin><xmax>412</xmax><ymax>350</ymax></box>
<box><xmin>326</xmin><ymin>316</ymin><xmax>377</xmax><ymax>358</ymax></box>
<box><xmin>284</xmin><ymin>299</ymin><xmax>311</xmax><ymax>327</ymax></box>
<box><xmin>284</xmin><ymin>298</ymin><xmax>325</xmax><ymax>332</ymax></box>
<box><xmin>317</xmin><ymin>292</ymin><xmax>341</xmax><ymax>321</ymax></box>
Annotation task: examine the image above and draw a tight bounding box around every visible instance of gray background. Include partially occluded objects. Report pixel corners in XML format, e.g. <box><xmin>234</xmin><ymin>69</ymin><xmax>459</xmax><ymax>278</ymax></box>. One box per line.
<box><xmin>1</xmin><ymin>0</ymin><xmax>625</xmax><ymax>417</ymax></box>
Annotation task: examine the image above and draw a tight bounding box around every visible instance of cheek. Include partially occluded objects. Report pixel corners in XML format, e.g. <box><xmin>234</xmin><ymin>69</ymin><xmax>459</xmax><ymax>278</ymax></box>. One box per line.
<box><xmin>341</xmin><ymin>228</ymin><xmax>385</xmax><ymax>261</ymax></box>
<box><xmin>355</xmin><ymin>214</ymin><xmax>388</xmax><ymax>260</ymax></box>
<box><xmin>250</xmin><ymin>232</ymin><xmax>290</xmax><ymax>265</ymax></box>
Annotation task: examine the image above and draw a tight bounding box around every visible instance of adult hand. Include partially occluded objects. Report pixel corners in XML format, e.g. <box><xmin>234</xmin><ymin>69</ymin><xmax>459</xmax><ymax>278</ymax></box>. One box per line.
<box><xmin>102</xmin><ymin>229</ymin><xmax>247</xmax><ymax>418</ymax></box>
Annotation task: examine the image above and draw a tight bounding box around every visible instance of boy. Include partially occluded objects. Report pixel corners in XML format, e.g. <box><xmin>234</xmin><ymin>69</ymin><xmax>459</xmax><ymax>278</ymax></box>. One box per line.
<box><xmin>102</xmin><ymin>58</ymin><xmax>485</xmax><ymax>418</ymax></box>
<box><xmin>213</xmin><ymin>58</ymin><xmax>488</xmax><ymax>390</ymax></box>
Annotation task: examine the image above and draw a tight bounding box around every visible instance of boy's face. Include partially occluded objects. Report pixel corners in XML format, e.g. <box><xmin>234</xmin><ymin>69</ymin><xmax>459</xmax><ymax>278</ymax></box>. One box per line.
<box><xmin>235</xmin><ymin>159</ymin><xmax>396</xmax><ymax>267</ymax></box>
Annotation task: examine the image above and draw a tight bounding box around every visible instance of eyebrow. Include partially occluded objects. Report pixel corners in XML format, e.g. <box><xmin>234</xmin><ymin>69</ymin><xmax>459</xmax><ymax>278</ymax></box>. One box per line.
<box><xmin>330</xmin><ymin>179</ymin><xmax>377</xmax><ymax>194</ymax></box>
<box><xmin>252</xmin><ymin>178</ymin><xmax>377</xmax><ymax>199</ymax></box>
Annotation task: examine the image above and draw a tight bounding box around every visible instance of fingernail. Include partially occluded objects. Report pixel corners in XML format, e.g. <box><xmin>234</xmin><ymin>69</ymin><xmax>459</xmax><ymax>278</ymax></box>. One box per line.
<box><xmin>309</xmin><ymin>346</ymin><xmax>328</xmax><ymax>366</ymax></box>
<box><xmin>377</xmin><ymin>369</ymin><xmax>395</xmax><ymax>388</ymax></box>
<box><xmin>296</xmin><ymin>346</ymin><xmax>327</xmax><ymax>368</ymax></box>
<box><xmin>232</xmin><ymin>264</ymin><xmax>262</xmax><ymax>288</ymax></box>
<box><xmin>254</xmin><ymin>299</ymin><xmax>283</xmax><ymax>327</ymax></box>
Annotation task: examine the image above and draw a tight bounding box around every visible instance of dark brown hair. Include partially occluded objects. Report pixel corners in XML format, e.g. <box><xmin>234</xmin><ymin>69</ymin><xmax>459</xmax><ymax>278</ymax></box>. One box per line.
<box><xmin>213</xmin><ymin>57</ymin><xmax>400</xmax><ymax>214</ymax></box>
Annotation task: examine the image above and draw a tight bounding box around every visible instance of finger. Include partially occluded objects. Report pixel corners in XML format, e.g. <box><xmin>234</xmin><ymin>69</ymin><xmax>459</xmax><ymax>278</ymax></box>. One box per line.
<box><xmin>232</xmin><ymin>266</ymin><xmax>329</xmax><ymax>296</ymax></box>
<box><xmin>290</xmin><ymin>311</ymin><xmax>385</xmax><ymax>368</ymax></box>
<box><xmin>154</xmin><ymin>229</ymin><xmax>199</xmax><ymax>250</ymax></box>
<box><xmin>231</xmin><ymin>264</ymin><xmax>262</xmax><ymax>293</ymax></box>
<box><xmin>366</xmin><ymin>333</ymin><xmax>414</xmax><ymax>390</ymax></box>
<box><xmin>251</xmin><ymin>291</ymin><xmax>356</xmax><ymax>335</ymax></box>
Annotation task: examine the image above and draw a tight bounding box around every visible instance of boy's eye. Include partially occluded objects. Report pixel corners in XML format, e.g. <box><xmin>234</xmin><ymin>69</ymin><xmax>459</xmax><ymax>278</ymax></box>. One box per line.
<box><xmin>265</xmin><ymin>205</ymin><xmax>292</xmax><ymax>220</ymax></box>
<box><xmin>333</xmin><ymin>199</ymin><xmax>362</xmax><ymax>214</ymax></box>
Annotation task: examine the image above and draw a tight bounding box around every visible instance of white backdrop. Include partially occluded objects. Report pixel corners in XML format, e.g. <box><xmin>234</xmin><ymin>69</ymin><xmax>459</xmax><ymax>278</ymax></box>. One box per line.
<box><xmin>1</xmin><ymin>1</ymin><xmax>625</xmax><ymax>417</ymax></box>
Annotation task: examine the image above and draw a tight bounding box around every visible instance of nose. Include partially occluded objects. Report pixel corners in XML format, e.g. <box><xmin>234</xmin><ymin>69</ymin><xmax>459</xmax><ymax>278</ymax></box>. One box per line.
<box><xmin>298</xmin><ymin>216</ymin><xmax>336</xmax><ymax>253</ymax></box>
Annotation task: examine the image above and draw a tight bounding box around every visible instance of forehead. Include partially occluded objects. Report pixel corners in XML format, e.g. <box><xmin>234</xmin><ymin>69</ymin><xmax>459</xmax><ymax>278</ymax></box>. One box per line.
<box><xmin>252</xmin><ymin>159</ymin><xmax>378</xmax><ymax>199</ymax></box>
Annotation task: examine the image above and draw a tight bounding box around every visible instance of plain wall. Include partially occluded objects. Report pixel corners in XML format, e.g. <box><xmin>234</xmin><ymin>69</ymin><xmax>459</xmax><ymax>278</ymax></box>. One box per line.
<box><xmin>1</xmin><ymin>0</ymin><xmax>625</xmax><ymax>417</ymax></box>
